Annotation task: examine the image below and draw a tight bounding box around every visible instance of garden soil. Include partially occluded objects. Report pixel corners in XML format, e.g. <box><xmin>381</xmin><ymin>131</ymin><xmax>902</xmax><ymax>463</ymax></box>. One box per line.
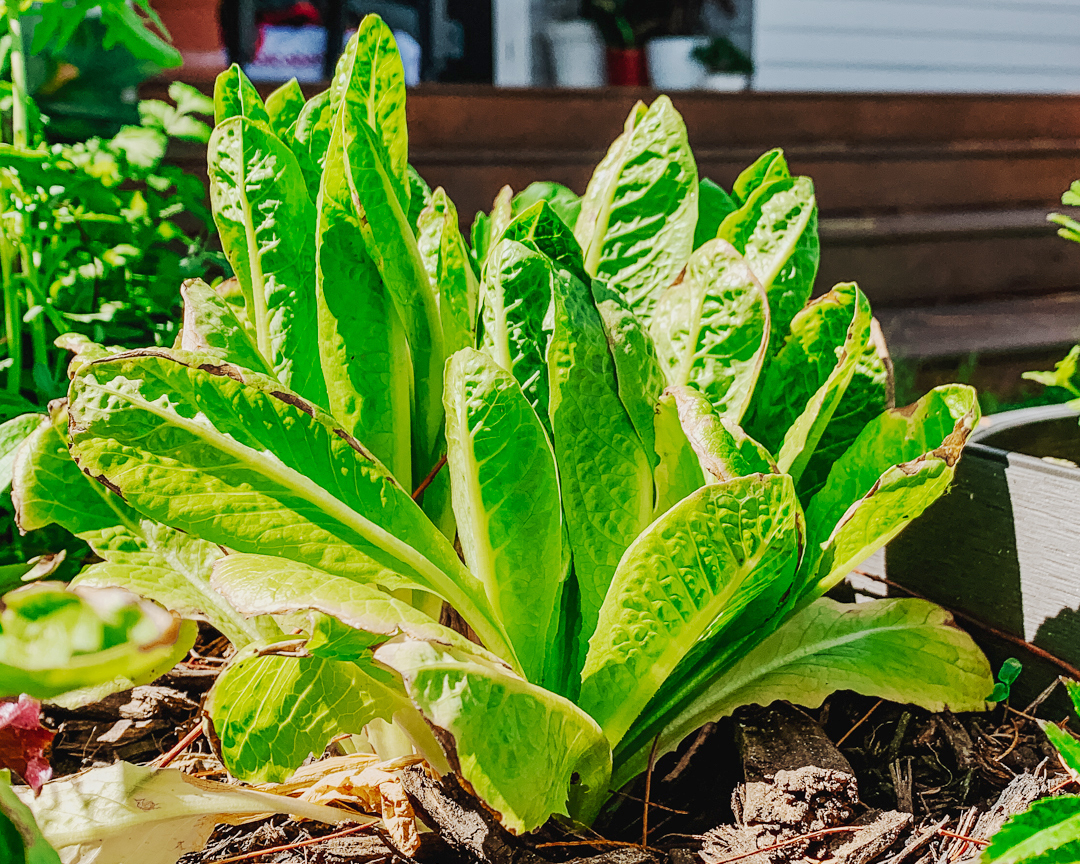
<box><xmin>35</xmin><ymin>626</ymin><xmax>1073</xmax><ymax>864</ymax></box>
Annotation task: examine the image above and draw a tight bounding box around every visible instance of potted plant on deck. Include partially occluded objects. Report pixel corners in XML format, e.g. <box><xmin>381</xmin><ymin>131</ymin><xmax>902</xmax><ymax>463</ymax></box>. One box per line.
<box><xmin>693</xmin><ymin>34</ymin><xmax>753</xmax><ymax>90</ymax></box>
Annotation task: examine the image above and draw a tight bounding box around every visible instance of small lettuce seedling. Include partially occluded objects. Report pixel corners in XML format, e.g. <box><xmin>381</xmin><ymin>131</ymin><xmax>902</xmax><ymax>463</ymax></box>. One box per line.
<box><xmin>989</xmin><ymin>658</ymin><xmax>1024</xmax><ymax>704</ymax></box>
<box><xmin>7</xmin><ymin>15</ymin><xmax>993</xmax><ymax>837</ymax></box>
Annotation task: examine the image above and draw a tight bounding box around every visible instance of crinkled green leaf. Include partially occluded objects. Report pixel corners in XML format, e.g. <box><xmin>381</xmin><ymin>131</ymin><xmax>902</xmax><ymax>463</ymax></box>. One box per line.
<box><xmin>418</xmin><ymin>188</ymin><xmax>479</xmax><ymax>358</ymax></box>
<box><xmin>445</xmin><ymin>350</ymin><xmax>563</xmax><ymax>683</ymax></box>
<box><xmin>19</xmin><ymin>762</ymin><xmax>356</xmax><ymax>864</ymax></box>
<box><xmin>179</xmin><ymin>278</ymin><xmax>273</xmax><ymax>376</ymax></box>
<box><xmin>669</xmin><ymin>385</ymin><xmax>775</xmax><ymax>482</ymax></box>
<box><xmin>375</xmin><ymin>639</ymin><xmax>612</xmax><ymax>834</ymax></box>
<box><xmin>0</xmin><ymin>584</ymin><xmax>195</xmax><ymax>704</ymax></box>
<box><xmin>694</xmin><ymin>177</ymin><xmax>737</xmax><ymax>249</ymax></box>
<box><xmin>209</xmin><ymin>553</ymin><xmax>503</xmax><ymax>665</ymax></box>
<box><xmin>983</xmin><ymin>796</ymin><xmax>1080</xmax><ymax>864</ymax></box>
<box><xmin>290</xmin><ymin>89</ymin><xmax>334</xmax><ymax>199</ymax></box>
<box><xmin>213</xmin><ymin>64</ymin><xmax>269</xmax><ymax>126</ymax></box>
<box><xmin>591</xmin><ymin>280</ymin><xmax>666</xmax><ymax>464</ymax></box>
<box><xmin>331</xmin><ymin>14</ymin><xmax>409</xmax><ymax>201</ymax></box>
<box><xmin>513</xmin><ymin>181</ymin><xmax>582</xmax><ymax>230</ymax></box>
<box><xmin>548</xmin><ymin>269</ymin><xmax>653</xmax><ymax>673</ymax></box>
<box><xmin>12</xmin><ymin>408</ymin><xmax>270</xmax><ymax>648</ymax></box>
<box><xmin>265</xmin><ymin>78</ymin><xmax>306</xmax><ymax>140</ymax></box>
<box><xmin>651</xmin><ymin>391</ymin><xmax>706</xmax><ymax>517</ymax></box>
<box><xmin>796</xmin><ymin>321</ymin><xmax>893</xmax><ymax>504</ymax></box>
<box><xmin>719</xmin><ymin>176</ymin><xmax>818</xmax><ymax>352</ymax></box>
<box><xmin>206</xmin><ymin>645</ymin><xmax>405</xmax><ymax>783</ymax></box>
<box><xmin>66</xmin><ymin>350</ymin><xmax>516</xmax><ymax>666</ymax></box>
<box><xmin>731</xmin><ymin>148</ymin><xmax>790</xmax><ymax>205</ymax></box>
<box><xmin>208</xmin><ymin>115</ymin><xmax>326</xmax><ymax>406</ymax></box>
<box><xmin>341</xmin><ymin>109</ymin><xmax>444</xmax><ymax>477</ymax></box>
<box><xmin>0</xmin><ymin>415</ymin><xmax>43</xmax><ymax>492</ymax></box>
<box><xmin>407</xmin><ymin>164</ymin><xmax>433</xmax><ymax>233</ymax></box>
<box><xmin>575</xmin><ymin>97</ymin><xmax>697</xmax><ymax>319</ymax></box>
<box><xmin>316</xmin><ymin>113</ymin><xmax>412</xmax><ymax>481</ymax></box>
<box><xmin>0</xmin><ymin>769</ymin><xmax>60</xmax><ymax>864</ymax></box>
<box><xmin>798</xmin><ymin>384</ymin><xmax>980</xmax><ymax>602</ymax></box>
<box><xmin>745</xmin><ymin>282</ymin><xmax>871</xmax><ymax>482</ymax></box>
<box><xmin>503</xmin><ymin>201</ymin><xmax>589</xmax><ymax>286</ymax></box>
<box><xmin>651</xmin><ymin>239</ymin><xmax>770</xmax><ymax>422</ymax></box>
<box><xmin>579</xmin><ymin>473</ymin><xmax>801</xmax><ymax>748</ymax></box>
<box><xmin>479</xmin><ymin>239</ymin><xmax>557</xmax><ymax>420</ymax></box>
<box><xmin>614</xmin><ymin>598</ymin><xmax>991</xmax><ymax>790</ymax></box>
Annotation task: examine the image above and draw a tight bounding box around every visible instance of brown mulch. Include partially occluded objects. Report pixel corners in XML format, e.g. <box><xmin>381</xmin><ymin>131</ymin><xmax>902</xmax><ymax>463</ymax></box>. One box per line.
<box><xmin>26</xmin><ymin>620</ymin><xmax>1076</xmax><ymax>864</ymax></box>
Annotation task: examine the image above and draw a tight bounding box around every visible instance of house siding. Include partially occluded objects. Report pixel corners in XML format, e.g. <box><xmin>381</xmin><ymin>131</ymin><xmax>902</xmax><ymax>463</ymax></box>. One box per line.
<box><xmin>753</xmin><ymin>0</ymin><xmax>1080</xmax><ymax>92</ymax></box>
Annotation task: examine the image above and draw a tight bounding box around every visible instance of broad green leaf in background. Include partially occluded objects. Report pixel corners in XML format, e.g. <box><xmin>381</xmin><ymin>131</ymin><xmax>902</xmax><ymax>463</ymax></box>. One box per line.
<box><xmin>590</xmin><ymin>280</ymin><xmax>666</xmax><ymax>463</ymax></box>
<box><xmin>208</xmin><ymin>116</ymin><xmax>326</xmax><ymax>406</ymax></box>
<box><xmin>694</xmin><ymin>177</ymin><xmax>738</xmax><ymax>249</ymax></box>
<box><xmin>731</xmin><ymin>147</ymin><xmax>790</xmax><ymax>205</ymax></box>
<box><xmin>444</xmin><ymin>349</ymin><xmax>564</xmax><ymax>683</ymax></box>
<box><xmin>575</xmin><ymin>96</ymin><xmax>698</xmax><ymax>319</ymax></box>
<box><xmin>796</xmin><ymin>320</ymin><xmax>893</xmax><ymax>504</ymax></box>
<box><xmin>478</xmin><ymin>239</ymin><xmax>557</xmax><ymax>419</ymax></box>
<box><xmin>612</xmin><ymin>598</ymin><xmax>992</xmax><ymax>789</ymax></box>
<box><xmin>651</xmin><ymin>239</ymin><xmax>770</xmax><ymax>422</ymax></box>
<box><xmin>316</xmin><ymin>116</ymin><xmax>412</xmax><ymax>481</ymax></box>
<box><xmin>578</xmin><ymin>473</ymin><xmax>801</xmax><ymax>748</ymax></box>
<box><xmin>331</xmin><ymin>14</ymin><xmax>409</xmax><ymax>201</ymax></box>
<box><xmin>669</xmin><ymin>385</ymin><xmax>775</xmax><ymax>482</ymax></box>
<box><xmin>512</xmin><ymin>181</ymin><xmax>582</xmax><ymax>230</ymax></box>
<box><xmin>744</xmin><ymin>282</ymin><xmax>871</xmax><ymax>481</ymax></box>
<box><xmin>18</xmin><ymin>762</ymin><xmax>357</xmax><ymax>864</ymax></box>
<box><xmin>179</xmin><ymin>279</ymin><xmax>274</xmax><ymax>377</ymax></box>
<box><xmin>375</xmin><ymin>639</ymin><xmax>612</xmax><ymax>834</ymax></box>
<box><xmin>66</xmin><ymin>351</ymin><xmax>517</xmax><ymax>667</ymax></box>
<box><xmin>0</xmin><ymin>414</ymin><xmax>42</xmax><ymax>492</ymax></box>
<box><xmin>12</xmin><ymin>409</ymin><xmax>271</xmax><ymax>648</ymax></box>
<box><xmin>290</xmin><ymin>89</ymin><xmax>335</xmax><ymax>199</ymax></box>
<box><xmin>265</xmin><ymin>78</ymin><xmax>306</xmax><ymax>139</ymax></box>
<box><xmin>0</xmin><ymin>584</ymin><xmax>195</xmax><ymax>704</ymax></box>
<box><xmin>213</xmin><ymin>64</ymin><xmax>270</xmax><ymax>126</ymax></box>
<box><xmin>548</xmin><ymin>268</ymin><xmax>653</xmax><ymax>672</ymax></box>
<box><xmin>417</xmin><ymin>188</ymin><xmax>480</xmax><ymax>358</ymax></box>
<box><xmin>719</xmin><ymin>175</ymin><xmax>818</xmax><ymax>352</ymax></box>
<box><xmin>0</xmin><ymin>770</ymin><xmax>60</xmax><ymax>864</ymax></box>
<box><xmin>205</xmin><ymin>645</ymin><xmax>405</xmax><ymax>783</ymax></box>
<box><xmin>798</xmin><ymin>384</ymin><xmax>980</xmax><ymax>602</ymax></box>
<box><xmin>341</xmin><ymin>116</ymin><xmax>445</xmax><ymax>476</ymax></box>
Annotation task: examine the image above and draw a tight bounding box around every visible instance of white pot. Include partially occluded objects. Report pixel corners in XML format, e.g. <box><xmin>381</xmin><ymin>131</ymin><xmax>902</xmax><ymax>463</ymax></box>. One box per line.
<box><xmin>702</xmin><ymin>72</ymin><xmax>749</xmax><ymax>91</ymax></box>
<box><xmin>646</xmin><ymin>35</ymin><xmax>708</xmax><ymax>91</ymax></box>
<box><xmin>546</xmin><ymin>20</ymin><xmax>605</xmax><ymax>88</ymax></box>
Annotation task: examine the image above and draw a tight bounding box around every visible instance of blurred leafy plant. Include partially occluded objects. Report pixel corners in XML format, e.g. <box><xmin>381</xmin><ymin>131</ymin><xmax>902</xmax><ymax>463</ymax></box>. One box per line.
<box><xmin>692</xmin><ymin>35</ymin><xmax>753</xmax><ymax>74</ymax></box>
<box><xmin>1025</xmin><ymin>183</ymin><xmax>1080</xmax><ymax>411</ymax></box>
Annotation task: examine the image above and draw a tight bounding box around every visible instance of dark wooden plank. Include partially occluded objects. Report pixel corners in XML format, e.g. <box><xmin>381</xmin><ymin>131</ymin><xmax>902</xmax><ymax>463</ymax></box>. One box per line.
<box><xmin>876</xmin><ymin>292</ymin><xmax>1080</xmax><ymax>360</ymax></box>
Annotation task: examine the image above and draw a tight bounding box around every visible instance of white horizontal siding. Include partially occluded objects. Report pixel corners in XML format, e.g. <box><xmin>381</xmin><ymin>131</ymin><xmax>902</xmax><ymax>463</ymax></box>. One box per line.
<box><xmin>754</xmin><ymin>0</ymin><xmax>1080</xmax><ymax>92</ymax></box>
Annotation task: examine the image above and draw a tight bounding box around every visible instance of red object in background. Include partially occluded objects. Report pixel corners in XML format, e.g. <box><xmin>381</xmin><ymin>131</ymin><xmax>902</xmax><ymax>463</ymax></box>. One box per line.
<box><xmin>150</xmin><ymin>0</ymin><xmax>228</xmax><ymax>78</ymax></box>
<box><xmin>258</xmin><ymin>2</ymin><xmax>321</xmax><ymax>26</ymax></box>
<box><xmin>606</xmin><ymin>47</ymin><xmax>648</xmax><ymax>86</ymax></box>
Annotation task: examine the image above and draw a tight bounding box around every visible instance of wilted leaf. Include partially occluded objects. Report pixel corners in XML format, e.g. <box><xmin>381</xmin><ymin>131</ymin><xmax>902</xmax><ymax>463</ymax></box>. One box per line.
<box><xmin>18</xmin><ymin>762</ymin><xmax>359</xmax><ymax>864</ymax></box>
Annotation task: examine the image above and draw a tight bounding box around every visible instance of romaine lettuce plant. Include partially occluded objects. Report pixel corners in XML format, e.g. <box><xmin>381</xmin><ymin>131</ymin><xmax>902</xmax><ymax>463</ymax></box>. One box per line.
<box><xmin>9</xmin><ymin>15</ymin><xmax>992</xmax><ymax>836</ymax></box>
